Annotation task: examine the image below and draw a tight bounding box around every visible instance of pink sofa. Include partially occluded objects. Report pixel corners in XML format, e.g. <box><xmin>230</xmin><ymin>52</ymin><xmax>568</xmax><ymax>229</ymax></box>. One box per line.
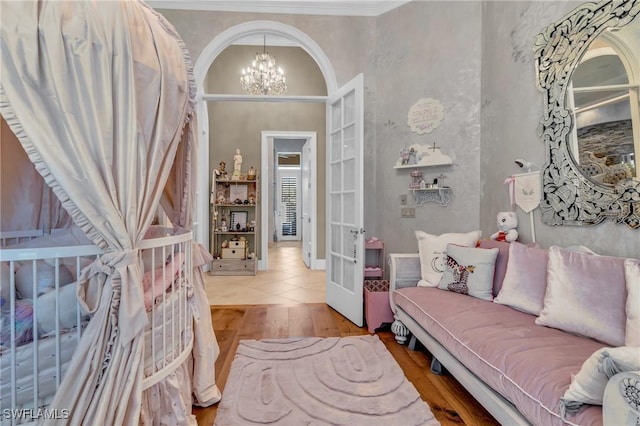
<box><xmin>387</xmin><ymin>244</ymin><xmax>636</xmax><ymax>426</ymax></box>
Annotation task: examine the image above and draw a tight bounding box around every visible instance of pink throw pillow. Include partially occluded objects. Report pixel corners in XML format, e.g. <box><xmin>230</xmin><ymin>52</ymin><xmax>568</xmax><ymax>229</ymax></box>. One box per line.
<box><xmin>478</xmin><ymin>239</ymin><xmax>510</xmax><ymax>297</ymax></box>
<box><xmin>625</xmin><ymin>258</ymin><xmax>640</xmax><ymax>346</ymax></box>
<box><xmin>535</xmin><ymin>246</ymin><xmax>627</xmax><ymax>346</ymax></box>
<box><xmin>493</xmin><ymin>242</ymin><xmax>548</xmax><ymax>315</ymax></box>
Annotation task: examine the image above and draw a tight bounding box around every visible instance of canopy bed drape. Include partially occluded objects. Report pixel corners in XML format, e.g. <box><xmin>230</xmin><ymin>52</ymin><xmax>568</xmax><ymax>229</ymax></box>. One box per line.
<box><xmin>0</xmin><ymin>0</ymin><xmax>219</xmax><ymax>423</ymax></box>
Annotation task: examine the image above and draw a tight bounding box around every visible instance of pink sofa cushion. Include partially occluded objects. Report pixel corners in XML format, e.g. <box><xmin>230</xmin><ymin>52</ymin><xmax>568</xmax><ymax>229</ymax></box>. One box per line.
<box><xmin>393</xmin><ymin>287</ymin><xmax>604</xmax><ymax>426</ymax></box>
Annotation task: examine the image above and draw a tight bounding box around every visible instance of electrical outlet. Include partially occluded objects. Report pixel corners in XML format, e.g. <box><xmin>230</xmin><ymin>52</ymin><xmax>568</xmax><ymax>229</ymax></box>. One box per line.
<box><xmin>401</xmin><ymin>207</ymin><xmax>415</xmax><ymax>218</ymax></box>
<box><xmin>400</xmin><ymin>194</ymin><xmax>407</xmax><ymax>205</ymax></box>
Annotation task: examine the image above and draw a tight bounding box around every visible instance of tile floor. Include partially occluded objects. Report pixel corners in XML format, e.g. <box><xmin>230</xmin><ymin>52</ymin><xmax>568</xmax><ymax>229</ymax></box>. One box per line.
<box><xmin>204</xmin><ymin>241</ymin><xmax>326</xmax><ymax>305</ymax></box>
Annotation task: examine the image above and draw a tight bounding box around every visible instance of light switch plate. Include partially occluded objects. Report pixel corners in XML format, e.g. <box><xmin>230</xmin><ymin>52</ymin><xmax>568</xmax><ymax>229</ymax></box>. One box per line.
<box><xmin>401</xmin><ymin>207</ymin><xmax>415</xmax><ymax>218</ymax></box>
<box><xmin>400</xmin><ymin>194</ymin><xmax>407</xmax><ymax>205</ymax></box>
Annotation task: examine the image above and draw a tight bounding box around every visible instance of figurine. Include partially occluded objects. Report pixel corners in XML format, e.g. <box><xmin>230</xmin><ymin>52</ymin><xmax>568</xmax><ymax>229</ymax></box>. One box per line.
<box><xmin>247</xmin><ymin>166</ymin><xmax>257</xmax><ymax>180</ymax></box>
<box><xmin>232</xmin><ymin>149</ymin><xmax>242</xmax><ymax>180</ymax></box>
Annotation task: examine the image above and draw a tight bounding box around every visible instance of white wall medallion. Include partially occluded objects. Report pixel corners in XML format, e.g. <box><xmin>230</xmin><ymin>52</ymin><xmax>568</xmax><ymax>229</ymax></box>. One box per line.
<box><xmin>407</xmin><ymin>98</ymin><xmax>444</xmax><ymax>135</ymax></box>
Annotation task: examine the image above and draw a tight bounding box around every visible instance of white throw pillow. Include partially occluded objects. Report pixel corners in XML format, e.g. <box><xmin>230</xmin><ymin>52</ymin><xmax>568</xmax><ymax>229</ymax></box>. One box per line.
<box><xmin>438</xmin><ymin>244</ymin><xmax>498</xmax><ymax>301</ymax></box>
<box><xmin>415</xmin><ymin>230</ymin><xmax>481</xmax><ymax>287</ymax></box>
<box><xmin>535</xmin><ymin>246</ymin><xmax>627</xmax><ymax>346</ymax></box>
<box><xmin>625</xmin><ymin>258</ymin><xmax>640</xmax><ymax>346</ymax></box>
<box><xmin>562</xmin><ymin>347</ymin><xmax>640</xmax><ymax>409</ymax></box>
<box><xmin>15</xmin><ymin>260</ymin><xmax>75</xmax><ymax>299</ymax></box>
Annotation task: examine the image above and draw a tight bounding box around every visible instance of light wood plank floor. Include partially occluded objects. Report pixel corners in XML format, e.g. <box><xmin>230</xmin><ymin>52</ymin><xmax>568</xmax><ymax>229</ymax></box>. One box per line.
<box><xmin>193</xmin><ymin>304</ymin><xmax>500</xmax><ymax>426</ymax></box>
<box><xmin>199</xmin><ymin>242</ymin><xmax>499</xmax><ymax>425</ymax></box>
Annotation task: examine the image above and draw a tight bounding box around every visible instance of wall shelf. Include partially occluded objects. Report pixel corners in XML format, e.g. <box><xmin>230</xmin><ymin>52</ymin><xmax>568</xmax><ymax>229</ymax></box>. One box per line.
<box><xmin>409</xmin><ymin>187</ymin><xmax>451</xmax><ymax>207</ymax></box>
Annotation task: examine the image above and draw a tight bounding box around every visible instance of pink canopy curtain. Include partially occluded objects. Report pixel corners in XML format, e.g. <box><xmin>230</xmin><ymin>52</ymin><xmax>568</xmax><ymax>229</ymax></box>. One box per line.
<box><xmin>1</xmin><ymin>116</ymin><xmax>70</xmax><ymax>232</ymax></box>
<box><xmin>159</xmin><ymin>111</ymin><xmax>222</xmax><ymax>407</ymax></box>
<box><xmin>0</xmin><ymin>1</ymin><xmax>197</xmax><ymax>424</ymax></box>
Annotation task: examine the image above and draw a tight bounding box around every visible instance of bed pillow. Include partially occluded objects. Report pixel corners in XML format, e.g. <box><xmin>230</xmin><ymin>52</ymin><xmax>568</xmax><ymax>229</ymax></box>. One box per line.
<box><xmin>478</xmin><ymin>239</ymin><xmax>510</xmax><ymax>297</ymax></box>
<box><xmin>415</xmin><ymin>230</ymin><xmax>481</xmax><ymax>287</ymax></box>
<box><xmin>437</xmin><ymin>244</ymin><xmax>498</xmax><ymax>301</ymax></box>
<box><xmin>15</xmin><ymin>260</ymin><xmax>74</xmax><ymax>299</ymax></box>
<box><xmin>535</xmin><ymin>246</ymin><xmax>627</xmax><ymax>346</ymax></box>
<box><xmin>0</xmin><ymin>263</ymin><xmax>11</xmax><ymax>304</ymax></box>
<box><xmin>493</xmin><ymin>242</ymin><xmax>548</xmax><ymax>315</ymax></box>
<box><xmin>561</xmin><ymin>346</ymin><xmax>640</xmax><ymax>413</ymax></box>
<box><xmin>35</xmin><ymin>281</ymin><xmax>88</xmax><ymax>334</ymax></box>
<box><xmin>625</xmin><ymin>258</ymin><xmax>640</xmax><ymax>346</ymax></box>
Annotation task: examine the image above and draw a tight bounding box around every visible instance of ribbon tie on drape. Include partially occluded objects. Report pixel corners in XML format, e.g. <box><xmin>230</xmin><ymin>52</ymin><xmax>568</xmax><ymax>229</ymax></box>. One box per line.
<box><xmin>77</xmin><ymin>248</ymin><xmax>148</xmax><ymax>345</ymax></box>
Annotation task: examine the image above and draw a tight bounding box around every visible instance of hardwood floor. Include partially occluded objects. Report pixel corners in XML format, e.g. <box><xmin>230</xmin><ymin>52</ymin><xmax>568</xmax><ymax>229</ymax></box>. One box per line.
<box><xmin>193</xmin><ymin>303</ymin><xmax>500</xmax><ymax>426</ymax></box>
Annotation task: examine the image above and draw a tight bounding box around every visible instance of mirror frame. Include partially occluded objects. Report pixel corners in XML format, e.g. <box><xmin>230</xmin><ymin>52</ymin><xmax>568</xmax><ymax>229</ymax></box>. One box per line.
<box><xmin>534</xmin><ymin>0</ymin><xmax>640</xmax><ymax>229</ymax></box>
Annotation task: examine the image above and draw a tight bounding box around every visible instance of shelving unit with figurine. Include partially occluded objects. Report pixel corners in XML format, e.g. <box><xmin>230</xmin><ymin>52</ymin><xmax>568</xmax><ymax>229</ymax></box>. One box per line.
<box><xmin>210</xmin><ymin>152</ymin><xmax>259</xmax><ymax>276</ymax></box>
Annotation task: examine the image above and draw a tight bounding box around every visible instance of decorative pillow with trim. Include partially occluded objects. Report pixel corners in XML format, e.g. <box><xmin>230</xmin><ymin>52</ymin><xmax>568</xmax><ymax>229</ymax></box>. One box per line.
<box><xmin>535</xmin><ymin>246</ymin><xmax>627</xmax><ymax>346</ymax></box>
<box><xmin>561</xmin><ymin>346</ymin><xmax>640</xmax><ymax>415</ymax></box>
<box><xmin>493</xmin><ymin>241</ymin><xmax>548</xmax><ymax>315</ymax></box>
<box><xmin>625</xmin><ymin>258</ymin><xmax>640</xmax><ymax>346</ymax></box>
<box><xmin>477</xmin><ymin>239</ymin><xmax>510</xmax><ymax>297</ymax></box>
<box><xmin>437</xmin><ymin>244</ymin><xmax>498</xmax><ymax>301</ymax></box>
<box><xmin>415</xmin><ymin>230</ymin><xmax>481</xmax><ymax>287</ymax></box>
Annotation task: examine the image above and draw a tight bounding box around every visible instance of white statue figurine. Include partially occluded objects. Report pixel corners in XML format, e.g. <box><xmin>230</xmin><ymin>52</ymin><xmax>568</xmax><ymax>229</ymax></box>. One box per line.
<box><xmin>233</xmin><ymin>149</ymin><xmax>242</xmax><ymax>179</ymax></box>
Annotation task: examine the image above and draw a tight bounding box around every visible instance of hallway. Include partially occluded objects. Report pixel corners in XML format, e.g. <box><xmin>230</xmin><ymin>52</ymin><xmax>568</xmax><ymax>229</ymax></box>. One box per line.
<box><xmin>204</xmin><ymin>241</ymin><xmax>326</xmax><ymax>305</ymax></box>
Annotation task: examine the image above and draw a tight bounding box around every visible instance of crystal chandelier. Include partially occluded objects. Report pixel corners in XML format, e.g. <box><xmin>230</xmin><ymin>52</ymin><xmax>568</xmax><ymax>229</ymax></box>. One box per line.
<box><xmin>240</xmin><ymin>36</ymin><xmax>287</xmax><ymax>95</ymax></box>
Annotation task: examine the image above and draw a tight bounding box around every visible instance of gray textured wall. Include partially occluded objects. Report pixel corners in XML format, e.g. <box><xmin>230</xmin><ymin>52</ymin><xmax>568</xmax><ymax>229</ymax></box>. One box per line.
<box><xmin>159</xmin><ymin>1</ymin><xmax>640</xmax><ymax>262</ymax></box>
<box><xmin>373</xmin><ymin>1</ymin><xmax>483</xmax><ymax>259</ymax></box>
<box><xmin>481</xmin><ymin>1</ymin><xmax>639</xmax><ymax>258</ymax></box>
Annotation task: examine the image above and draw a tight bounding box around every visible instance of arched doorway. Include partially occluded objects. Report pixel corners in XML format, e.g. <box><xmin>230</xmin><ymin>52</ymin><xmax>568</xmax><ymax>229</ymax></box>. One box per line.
<box><xmin>192</xmin><ymin>20</ymin><xmax>337</xmax><ymax>266</ymax></box>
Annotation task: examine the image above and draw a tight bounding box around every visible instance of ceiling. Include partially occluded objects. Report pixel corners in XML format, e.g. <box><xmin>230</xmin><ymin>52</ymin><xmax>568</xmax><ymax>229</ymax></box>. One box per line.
<box><xmin>147</xmin><ymin>0</ymin><xmax>410</xmax><ymax>17</ymax></box>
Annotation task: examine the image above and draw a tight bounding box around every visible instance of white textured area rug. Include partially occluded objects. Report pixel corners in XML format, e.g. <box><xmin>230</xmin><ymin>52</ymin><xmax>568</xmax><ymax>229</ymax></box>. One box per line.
<box><xmin>214</xmin><ymin>335</ymin><xmax>440</xmax><ymax>425</ymax></box>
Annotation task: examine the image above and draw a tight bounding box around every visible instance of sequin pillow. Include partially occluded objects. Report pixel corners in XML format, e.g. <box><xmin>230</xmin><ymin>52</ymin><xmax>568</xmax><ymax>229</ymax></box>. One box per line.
<box><xmin>437</xmin><ymin>244</ymin><xmax>499</xmax><ymax>301</ymax></box>
<box><xmin>493</xmin><ymin>242</ymin><xmax>548</xmax><ymax>315</ymax></box>
<box><xmin>535</xmin><ymin>246</ymin><xmax>627</xmax><ymax>346</ymax></box>
<box><xmin>625</xmin><ymin>258</ymin><xmax>640</xmax><ymax>346</ymax></box>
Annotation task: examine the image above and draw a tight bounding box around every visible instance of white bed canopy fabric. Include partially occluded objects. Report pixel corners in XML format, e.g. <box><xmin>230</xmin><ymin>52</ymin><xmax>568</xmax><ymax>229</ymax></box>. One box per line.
<box><xmin>0</xmin><ymin>0</ymin><xmax>218</xmax><ymax>423</ymax></box>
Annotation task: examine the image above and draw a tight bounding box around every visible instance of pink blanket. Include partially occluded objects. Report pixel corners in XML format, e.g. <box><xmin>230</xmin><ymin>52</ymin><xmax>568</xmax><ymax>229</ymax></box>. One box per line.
<box><xmin>142</xmin><ymin>252</ymin><xmax>185</xmax><ymax>311</ymax></box>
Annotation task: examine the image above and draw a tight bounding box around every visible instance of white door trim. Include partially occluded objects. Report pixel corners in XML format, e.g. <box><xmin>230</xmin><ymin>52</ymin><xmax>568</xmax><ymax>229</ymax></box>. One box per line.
<box><xmin>261</xmin><ymin>131</ymin><xmax>319</xmax><ymax>270</ymax></box>
<box><xmin>192</xmin><ymin>20</ymin><xmax>338</xmax><ymax>254</ymax></box>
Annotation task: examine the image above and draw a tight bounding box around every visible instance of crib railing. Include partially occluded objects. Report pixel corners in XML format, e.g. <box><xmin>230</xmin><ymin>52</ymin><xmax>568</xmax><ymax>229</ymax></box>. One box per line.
<box><xmin>0</xmin><ymin>227</ymin><xmax>194</xmax><ymax>425</ymax></box>
<box><xmin>0</xmin><ymin>230</ymin><xmax>45</xmax><ymax>247</ymax></box>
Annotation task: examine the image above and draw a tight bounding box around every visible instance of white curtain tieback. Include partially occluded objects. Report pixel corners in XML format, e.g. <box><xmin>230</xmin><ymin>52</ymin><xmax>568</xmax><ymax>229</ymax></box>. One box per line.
<box><xmin>77</xmin><ymin>249</ymin><xmax>148</xmax><ymax>345</ymax></box>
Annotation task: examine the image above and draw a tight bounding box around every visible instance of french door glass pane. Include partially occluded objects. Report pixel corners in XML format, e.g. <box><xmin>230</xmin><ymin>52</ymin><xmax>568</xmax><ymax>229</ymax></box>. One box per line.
<box><xmin>344</xmin><ymin>91</ymin><xmax>355</xmax><ymax>124</ymax></box>
<box><xmin>331</xmin><ymin>132</ymin><xmax>342</xmax><ymax>162</ymax></box>
<box><xmin>343</xmin><ymin>260</ymin><xmax>355</xmax><ymax>292</ymax></box>
<box><xmin>343</xmin><ymin>159</ymin><xmax>355</xmax><ymax>191</ymax></box>
<box><xmin>331</xmin><ymin>194</ymin><xmax>341</xmax><ymax>222</ymax></box>
<box><xmin>343</xmin><ymin>124</ymin><xmax>355</xmax><ymax>158</ymax></box>
<box><xmin>331</xmin><ymin>163</ymin><xmax>342</xmax><ymax>192</ymax></box>
<box><xmin>343</xmin><ymin>192</ymin><xmax>355</xmax><ymax>225</ymax></box>
<box><xmin>331</xmin><ymin>101</ymin><xmax>342</xmax><ymax>129</ymax></box>
<box><xmin>331</xmin><ymin>225</ymin><xmax>341</xmax><ymax>253</ymax></box>
<box><xmin>331</xmin><ymin>255</ymin><xmax>342</xmax><ymax>283</ymax></box>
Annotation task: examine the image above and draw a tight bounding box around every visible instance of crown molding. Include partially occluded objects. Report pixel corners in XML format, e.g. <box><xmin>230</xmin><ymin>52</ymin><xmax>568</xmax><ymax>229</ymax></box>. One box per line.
<box><xmin>147</xmin><ymin>0</ymin><xmax>410</xmax><ymax>17</ymax></box>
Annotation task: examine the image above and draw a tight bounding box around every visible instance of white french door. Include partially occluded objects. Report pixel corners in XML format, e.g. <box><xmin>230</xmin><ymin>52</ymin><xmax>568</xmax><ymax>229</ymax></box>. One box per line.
<box><xmin>326</xmin><ymin>74</ymin><xmax>364</xmax><ymax>327</ymax></box>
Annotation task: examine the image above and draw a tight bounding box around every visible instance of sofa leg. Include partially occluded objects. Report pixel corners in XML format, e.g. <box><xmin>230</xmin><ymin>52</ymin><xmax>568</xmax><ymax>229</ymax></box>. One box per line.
<box><xmin>430</xmin><ymin>358</ymin><xmax>447</xmax><ymax>375</ymax></box>
<box><xmin>391</xmin><ymin>315</ymin><xmax>409</xmax><ymax>345</ymax></box>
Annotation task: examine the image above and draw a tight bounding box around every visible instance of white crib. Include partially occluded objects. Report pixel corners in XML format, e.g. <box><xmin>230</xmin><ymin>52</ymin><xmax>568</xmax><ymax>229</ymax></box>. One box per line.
<box><xmin>0</xmin><ymin>227</ymin><xmax>193</xmax><ymax>425</ymax></box>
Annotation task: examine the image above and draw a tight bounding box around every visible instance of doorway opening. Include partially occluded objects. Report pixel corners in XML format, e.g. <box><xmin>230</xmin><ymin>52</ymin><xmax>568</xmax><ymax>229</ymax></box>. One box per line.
<box><xmin>261</xmin><ymin>131</ymin><xmax>318</xmax><ymax>270</ymax></box>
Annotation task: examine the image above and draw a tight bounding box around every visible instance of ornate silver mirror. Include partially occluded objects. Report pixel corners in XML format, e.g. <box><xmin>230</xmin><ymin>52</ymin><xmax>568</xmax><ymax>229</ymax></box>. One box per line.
<box><xmin>534</xmin><ymin>0</ymin><xmax>640</xmax><ymax>229</ymax></box>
